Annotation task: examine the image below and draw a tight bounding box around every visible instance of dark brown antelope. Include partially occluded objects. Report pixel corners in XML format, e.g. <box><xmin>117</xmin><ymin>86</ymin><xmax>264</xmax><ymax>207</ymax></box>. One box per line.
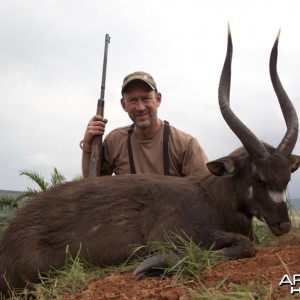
<box><xmin>0</xmin><ymin>28</ymin><xmax>299</xmax><ymax>297</ymax></box>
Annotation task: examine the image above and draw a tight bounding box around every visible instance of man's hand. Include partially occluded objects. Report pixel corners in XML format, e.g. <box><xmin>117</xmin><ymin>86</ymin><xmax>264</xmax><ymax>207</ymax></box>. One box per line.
<box><xmin>81</xmin><ymin>115</ymin><xmax>108</xmax><ymax>178</ymax></box>
<box><xmin>83</xmin><ymin>115</ymin><xmax>108</xmax><ymax>145</ymax></box>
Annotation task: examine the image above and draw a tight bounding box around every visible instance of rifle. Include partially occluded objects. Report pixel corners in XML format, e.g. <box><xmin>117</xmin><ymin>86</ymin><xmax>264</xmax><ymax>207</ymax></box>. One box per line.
<box><xmin>89</xmin><ymin>33</ymin><xmax>110</xmax><ymax>177</ymax></box>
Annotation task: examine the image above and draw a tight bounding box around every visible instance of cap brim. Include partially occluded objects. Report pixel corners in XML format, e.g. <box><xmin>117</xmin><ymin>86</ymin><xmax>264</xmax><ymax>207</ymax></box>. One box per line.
<box><xmin>122</xmin><ymin>79</ymin><xmax>156</xmax><ymax>93</ymax></box>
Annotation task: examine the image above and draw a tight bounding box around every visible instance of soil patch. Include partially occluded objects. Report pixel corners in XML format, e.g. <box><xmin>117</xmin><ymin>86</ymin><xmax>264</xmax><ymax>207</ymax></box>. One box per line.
<box><xmin>62</xmin><ymin>236</ymin><xmax>300</xmax><ymax>299</ymax></box>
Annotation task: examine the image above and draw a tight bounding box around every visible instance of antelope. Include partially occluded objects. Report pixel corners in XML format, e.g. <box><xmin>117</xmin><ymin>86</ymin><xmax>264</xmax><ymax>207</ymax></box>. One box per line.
<box><xmin>0</xmin><ymin>28</ymin><xmax>299</xmax><ymax>297</ymax></box>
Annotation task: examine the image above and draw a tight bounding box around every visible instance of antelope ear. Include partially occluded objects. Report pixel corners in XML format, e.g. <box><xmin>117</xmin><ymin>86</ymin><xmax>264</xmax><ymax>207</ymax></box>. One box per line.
<box><xmin>291</xmin><ymin>154</ymin><xmax>300</xmax><ymax>173</ymax></box>
<box><xmin>206</xmin><ymin>156</ymin><xmax>238</xmax><ymax>176</ymax></box>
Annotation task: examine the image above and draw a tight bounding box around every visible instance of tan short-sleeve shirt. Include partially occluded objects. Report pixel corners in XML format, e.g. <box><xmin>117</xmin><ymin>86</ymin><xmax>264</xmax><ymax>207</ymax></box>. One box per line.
<box><xmin>102</xmin><ymin>122</ymin><xmax>208</xmax><ymax>176</ymax></box>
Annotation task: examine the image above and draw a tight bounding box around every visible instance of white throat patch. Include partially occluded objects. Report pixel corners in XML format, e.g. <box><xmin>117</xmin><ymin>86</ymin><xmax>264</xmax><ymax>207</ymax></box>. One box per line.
<box><xmin>268</xmin><ymin>191</ymin><xmax>287</xmax><ymax>203</ymax></box>
<box><xmin>247</xmin><ymin>186</ymin><xmax>253</xmax><ymax>199</ymax></box>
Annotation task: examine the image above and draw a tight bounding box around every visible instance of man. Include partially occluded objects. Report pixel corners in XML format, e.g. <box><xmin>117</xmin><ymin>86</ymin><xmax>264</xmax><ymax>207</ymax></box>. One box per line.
<box><xmin>80</xmin><ymin>71</ymin><xmax>208</xmax><ymax>177</ymax></box>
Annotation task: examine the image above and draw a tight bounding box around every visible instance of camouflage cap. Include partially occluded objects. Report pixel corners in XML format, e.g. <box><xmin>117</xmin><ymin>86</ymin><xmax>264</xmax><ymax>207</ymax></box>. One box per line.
<box><xmin>121</xmin><ymin>71</ymin><xmax>157</xmax><ymax>94</ymax></box>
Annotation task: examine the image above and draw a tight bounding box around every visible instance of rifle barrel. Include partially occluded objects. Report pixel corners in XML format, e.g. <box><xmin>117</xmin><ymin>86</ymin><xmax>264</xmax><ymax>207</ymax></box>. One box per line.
<box><xmin>89</xmin><ymin>33</ymin><xmax>110</xmax><ymax>177</ymax></box>
<box><xmin>100</xmin><ymin>34</ymin><xmax>110</xmax><ymax>102</ymax></box>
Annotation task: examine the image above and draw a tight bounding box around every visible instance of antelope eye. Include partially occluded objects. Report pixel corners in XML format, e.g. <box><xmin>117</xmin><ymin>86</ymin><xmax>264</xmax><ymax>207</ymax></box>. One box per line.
<box><xmin>255</xmin><ymin>177</ymin><xmax>266</xmax><ymax>186</ymax></box>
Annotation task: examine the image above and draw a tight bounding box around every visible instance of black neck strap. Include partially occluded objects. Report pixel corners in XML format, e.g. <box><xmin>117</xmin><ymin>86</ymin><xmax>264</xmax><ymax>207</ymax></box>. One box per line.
<box><xmin>162</xmin><ymin>121</ymin><xmax>170</xmax><ymax>175</ymax></box>
<box><xmin>127</xmin><ymin>125</ymin><xmax>136</xmax><ymax>174</ymax></box>
<box><xmin>127</xmin><ymin>120</ymin><xmax>170</xmax><ymax>175</ymax></box>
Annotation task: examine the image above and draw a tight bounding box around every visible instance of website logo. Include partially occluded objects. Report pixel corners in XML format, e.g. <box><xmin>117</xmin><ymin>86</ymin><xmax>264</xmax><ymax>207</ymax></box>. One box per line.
<box><xmin>279</xmin><ymin>274</ymin><xmax>300</xmax><ymax>294</ymax></box>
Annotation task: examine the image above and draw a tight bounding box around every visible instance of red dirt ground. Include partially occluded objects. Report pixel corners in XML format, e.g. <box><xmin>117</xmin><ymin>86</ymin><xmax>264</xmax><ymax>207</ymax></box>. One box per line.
<box><xmin>62</xmin><ymin>234</ymin><xmax>300</xmax><ymax>300</ymax></box>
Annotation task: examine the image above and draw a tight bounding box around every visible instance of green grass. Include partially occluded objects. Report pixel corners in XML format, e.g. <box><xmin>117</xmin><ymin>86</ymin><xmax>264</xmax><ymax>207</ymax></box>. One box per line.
<box><xmin>30</xmin><ymin>257</ymin><xmax>94</xmax><ymax>299</ymax></box>
<box><xmin>3</xmin><ymin>246</ymin><xmax>107</xmax><ymax>300</ymax></box>
<box><xmin>146</xmin><ymin>232</ymin><xmax>228</xmax><ymax>281</ymax></box>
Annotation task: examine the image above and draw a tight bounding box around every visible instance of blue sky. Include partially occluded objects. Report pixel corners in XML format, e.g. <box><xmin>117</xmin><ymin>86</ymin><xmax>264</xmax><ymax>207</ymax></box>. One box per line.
<box><xmin>0</xmin><ymin>0</ymin><xmax>300</xmax><ymax>197</ymax></box>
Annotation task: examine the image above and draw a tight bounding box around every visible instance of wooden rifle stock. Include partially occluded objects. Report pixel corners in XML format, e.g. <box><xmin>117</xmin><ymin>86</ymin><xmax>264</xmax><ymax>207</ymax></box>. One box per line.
<box><xmin>89</xmin><ymin>34</ymin><xmax>110</xmax><ymax>177</ymax></box>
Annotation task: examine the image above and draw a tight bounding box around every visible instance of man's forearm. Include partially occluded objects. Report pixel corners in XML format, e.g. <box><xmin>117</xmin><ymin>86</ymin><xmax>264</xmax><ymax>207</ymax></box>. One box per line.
<box><xmin>82</xmin><ymin>151</ymin><xmax>91</xmax><ymax>178</ymax></box>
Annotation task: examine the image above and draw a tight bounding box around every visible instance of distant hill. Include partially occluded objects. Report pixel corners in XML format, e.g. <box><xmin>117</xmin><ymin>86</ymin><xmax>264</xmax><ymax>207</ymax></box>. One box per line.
<box><xmin>290</xmin><ymin>198</ymin><xmax>300</xmax><ymax>208</ymax></box>
<box><xmin>0</xmin><ymin>190</ymin><xmax>22</xmax><ymax>197</ymax></box>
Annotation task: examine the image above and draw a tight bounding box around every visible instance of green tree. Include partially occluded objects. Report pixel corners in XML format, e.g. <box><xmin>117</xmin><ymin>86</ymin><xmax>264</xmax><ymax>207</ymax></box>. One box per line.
<box><xmin>20</xmin><ymin>167</ymin><xmax>66</xmax><ymax>198</ymax></box>
<box><xmin>0</xmin><ymin>167</ymin><xmax>66</xmax><ymax>212</ymax></box>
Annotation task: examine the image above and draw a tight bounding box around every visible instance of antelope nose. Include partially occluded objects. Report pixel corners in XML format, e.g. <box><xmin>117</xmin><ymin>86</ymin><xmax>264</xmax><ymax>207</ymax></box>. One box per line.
<box><xmin>279</xmin><ymin>222</ymin><xmax>291</xmax><ymax>233</ymax></box>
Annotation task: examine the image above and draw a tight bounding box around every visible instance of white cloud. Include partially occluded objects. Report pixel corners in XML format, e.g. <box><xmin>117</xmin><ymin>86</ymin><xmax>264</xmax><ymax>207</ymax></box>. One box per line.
<box><xmin>23</xmin><ymin>153</ymin><xmax>61</xmax><ymax>168</ymax></box>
